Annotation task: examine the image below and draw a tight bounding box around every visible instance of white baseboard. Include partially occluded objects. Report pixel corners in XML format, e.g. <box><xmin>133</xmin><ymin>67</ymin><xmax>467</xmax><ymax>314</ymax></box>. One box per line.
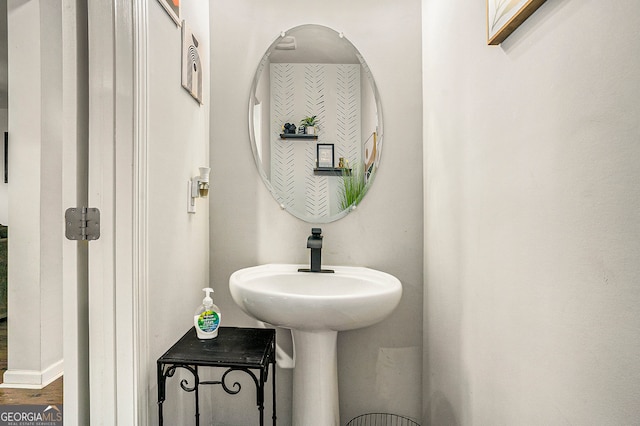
<box><xmin>0</xmin><ymin>359</ymin><xmax>64</xmax><ymax>389</ymax></box>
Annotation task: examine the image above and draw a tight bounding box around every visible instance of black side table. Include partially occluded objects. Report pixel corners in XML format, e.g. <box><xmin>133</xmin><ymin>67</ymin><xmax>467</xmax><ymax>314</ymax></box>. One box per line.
<box><xmin>157</xmin><ymin>327</ymin><xmax>276</xmax><ymax>426</ymax></box>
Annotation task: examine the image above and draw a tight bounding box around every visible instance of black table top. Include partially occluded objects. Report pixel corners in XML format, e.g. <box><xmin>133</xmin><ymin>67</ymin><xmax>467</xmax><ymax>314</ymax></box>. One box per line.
<box><xmin>158</xmin><ymin>327</ymin><xmax>275</xmax><ymax>369</ymax></box>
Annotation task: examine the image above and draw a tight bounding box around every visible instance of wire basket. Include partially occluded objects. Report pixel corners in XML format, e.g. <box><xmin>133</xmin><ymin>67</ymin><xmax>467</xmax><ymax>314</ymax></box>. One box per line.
<box><xmin>346</xmin><ymin>413</ymin><xmax>421</xmax><ymax>426</ymax></box>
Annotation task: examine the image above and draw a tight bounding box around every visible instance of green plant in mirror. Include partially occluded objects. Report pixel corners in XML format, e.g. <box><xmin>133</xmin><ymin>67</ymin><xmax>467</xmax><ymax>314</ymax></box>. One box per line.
<box><xmin>339</xmin><ymin>163</ymin><xmax>367</xmax><ymax>211</ymax></box>
<box><xmin>300</xmin><ymin>115</ymin><xmax>318</xmax><ymax>128</ymax></box>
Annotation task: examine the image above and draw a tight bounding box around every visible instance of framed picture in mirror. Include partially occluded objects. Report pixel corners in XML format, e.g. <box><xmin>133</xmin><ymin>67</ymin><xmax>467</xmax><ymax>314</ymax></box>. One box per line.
<box><xmin>317</xmin><ymin>144</ymin><xmax>335</xmax><ymax>168</ymax></box>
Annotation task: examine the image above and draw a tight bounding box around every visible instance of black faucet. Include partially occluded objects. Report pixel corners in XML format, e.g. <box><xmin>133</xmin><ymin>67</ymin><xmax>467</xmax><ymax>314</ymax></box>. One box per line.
<box><xmin>298</xmin><ymin>228</ymin><xmax>334</xmax><ymax>273</ymax></box>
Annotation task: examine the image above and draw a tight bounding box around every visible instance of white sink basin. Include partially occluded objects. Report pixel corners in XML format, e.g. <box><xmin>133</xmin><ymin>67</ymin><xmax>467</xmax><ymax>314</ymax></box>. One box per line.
<box><xmin>229</xmin><ymin>263</ymin><xmax>402</xmax><ymax>331</ymax></box>
<box><xmin>229</xmin><ymin>263</ymin><xmax>402</xmax><ymax>425</ymax></box>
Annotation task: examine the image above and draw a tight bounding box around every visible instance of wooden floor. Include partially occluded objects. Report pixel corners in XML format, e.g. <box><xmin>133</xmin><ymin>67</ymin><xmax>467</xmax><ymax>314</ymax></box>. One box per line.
<box><xmin>0</xmin><ymin>319</ymin><xmax>63</xmax><ymax>405</ymax></box>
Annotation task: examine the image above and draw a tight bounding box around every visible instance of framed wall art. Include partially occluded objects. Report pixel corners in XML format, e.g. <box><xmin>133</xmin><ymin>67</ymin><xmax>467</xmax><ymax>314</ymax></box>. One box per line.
<box><xmin>182</xmin><ymin>21</ymin><xmax>204</xmax><ymax>104</ymax></box>
<box><xmin>487</xmin><ymin>0</ymin><xmax>547</xmax><ymax>45</ymax></box>
<box><xmin>157</xmin><ymin>0</ymin><xmax>180</xmax><ymax>26</ymax></box>
<box><xmin>317</xmin><ymin>144</ymin><xmax>335</xmax><ymax>168</ymax></box>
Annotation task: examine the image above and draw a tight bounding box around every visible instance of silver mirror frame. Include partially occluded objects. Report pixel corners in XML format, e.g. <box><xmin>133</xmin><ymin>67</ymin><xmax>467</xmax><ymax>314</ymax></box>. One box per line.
<box><xmin>248</xmin><ymin>24</ymin><xmax>384</xmax><ymax>223</ymax></box>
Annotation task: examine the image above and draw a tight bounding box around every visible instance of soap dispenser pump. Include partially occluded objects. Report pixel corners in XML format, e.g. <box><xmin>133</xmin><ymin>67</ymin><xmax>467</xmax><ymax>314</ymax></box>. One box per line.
<box><xmin>194</xmin><ymin>288</ymin><xmax>221</xmax><ymax>339</ymax></box>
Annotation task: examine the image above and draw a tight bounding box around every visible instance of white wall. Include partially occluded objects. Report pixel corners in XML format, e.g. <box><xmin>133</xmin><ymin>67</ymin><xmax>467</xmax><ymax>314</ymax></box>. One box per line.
<box><xmin>4</xmin><ymin>0</ymin><xmax>63</xmax><ymax>387</ymax></box>
<box><xmin>423</xmin><ymin>1</ymin><xmax>640</xmax><ymax>424</ymax></box>
<box><xmin>145</xmin><ymin>0</ymin><xmax>210</xmax><ymax>424</ymax></box>
<box><xmin>210</xmin><ymin>0</ymin><xmax>423</xmax><ymax>424</ymax></box>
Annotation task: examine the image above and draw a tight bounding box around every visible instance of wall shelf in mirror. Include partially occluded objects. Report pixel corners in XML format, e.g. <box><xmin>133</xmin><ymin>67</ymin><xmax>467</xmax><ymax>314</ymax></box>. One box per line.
<box><xmin>314</xmin><ymin>167</ymin><xmax>351</xmax><ymax>176</ymax></box>
<box><xmin>279</xmin><ymin>134</ymin><xmax>318</xmax><ymax>140</ymax></box>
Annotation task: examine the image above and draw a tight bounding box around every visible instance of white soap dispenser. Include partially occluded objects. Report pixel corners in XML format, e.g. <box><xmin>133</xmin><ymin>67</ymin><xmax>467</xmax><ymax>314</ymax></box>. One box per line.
<box><xmin>194</xmin><ymin>288</ymin><xmax>221</xmax><ymax>339</ymax></box>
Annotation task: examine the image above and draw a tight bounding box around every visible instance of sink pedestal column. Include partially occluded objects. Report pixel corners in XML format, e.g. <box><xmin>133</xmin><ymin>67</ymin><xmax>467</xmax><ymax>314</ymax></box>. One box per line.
<box><xmin>291</xmin><ymin>329</ymin><xmax>340</xmax><ymax>426</ymax></box>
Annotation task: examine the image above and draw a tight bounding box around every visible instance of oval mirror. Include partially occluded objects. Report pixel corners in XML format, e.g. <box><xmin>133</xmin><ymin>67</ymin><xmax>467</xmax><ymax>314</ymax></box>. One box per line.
<box><xmin>249</xmin><ymin>24</ymin><xmax>383</xmax><ymax>223</ymax></box>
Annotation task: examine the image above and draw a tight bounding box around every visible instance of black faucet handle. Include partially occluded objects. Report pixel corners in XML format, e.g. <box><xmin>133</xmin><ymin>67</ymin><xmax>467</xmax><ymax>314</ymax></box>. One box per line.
<box><xmin>311</xmin><ymin>228</ymin><xmax>322</xmax><ymax>236</ymax></box>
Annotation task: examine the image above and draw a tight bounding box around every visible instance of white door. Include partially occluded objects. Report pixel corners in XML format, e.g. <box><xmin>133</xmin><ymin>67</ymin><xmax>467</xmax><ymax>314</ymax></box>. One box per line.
<box><xmin>62</xmin><ymin>1</ymin><xmax>90</xmax><ymax>424</ymax></box>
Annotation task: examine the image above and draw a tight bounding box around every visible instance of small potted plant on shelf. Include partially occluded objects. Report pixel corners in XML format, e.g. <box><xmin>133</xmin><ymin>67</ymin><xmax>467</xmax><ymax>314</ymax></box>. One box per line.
<box><xmin>300</xmin><ymin>115</ymin><xmax>318</xmax><ymax>135</ymax></box>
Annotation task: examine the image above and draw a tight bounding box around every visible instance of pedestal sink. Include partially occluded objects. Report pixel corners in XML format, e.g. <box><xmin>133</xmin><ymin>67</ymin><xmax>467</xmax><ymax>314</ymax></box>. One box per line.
<box><xmin>229</xmin><ymin>264</ymin><xmax>402</xmax><ymax>425</ymax></box>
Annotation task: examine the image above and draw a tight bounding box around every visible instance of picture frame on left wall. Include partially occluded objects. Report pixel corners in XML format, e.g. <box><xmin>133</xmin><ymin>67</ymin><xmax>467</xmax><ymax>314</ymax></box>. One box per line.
<box><xmin>182</xmin><ymin>21</ymin><xmax>204</xmax><ymax>104</ymax></box>
<box><xmin>157</xmin><ymin>0</ymin><xmax>181</xmax><ymax>26</ymax></box>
